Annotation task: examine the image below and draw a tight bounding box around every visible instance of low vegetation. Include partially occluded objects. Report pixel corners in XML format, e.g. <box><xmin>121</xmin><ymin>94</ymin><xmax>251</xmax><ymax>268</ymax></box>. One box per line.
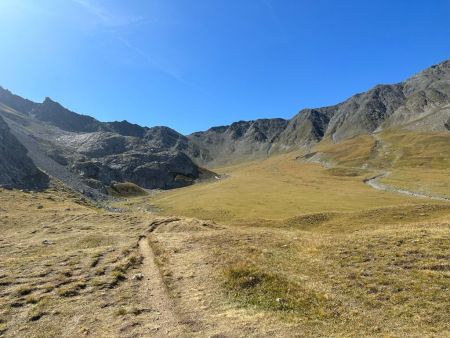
<box><xmin>0</xmin><ymin>186</ymin><xmax>154</xmax><ymax>336</ymax></box>
<box><xmin>107</xmin><ymin>182</ymin><xmax>148</xmax><ymax>197</ymax></box>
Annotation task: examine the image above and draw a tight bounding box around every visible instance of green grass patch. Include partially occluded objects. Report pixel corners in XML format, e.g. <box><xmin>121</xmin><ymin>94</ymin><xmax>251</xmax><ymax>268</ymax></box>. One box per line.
<box><xmin>223</xmin><ymin>263</ymin><xmax>332</xmax><ymax>317</ymax></box>
<box><xmin>108</xmin><ymin>182</ymin><xmax>148</xmax><ymax>197</ymax></box>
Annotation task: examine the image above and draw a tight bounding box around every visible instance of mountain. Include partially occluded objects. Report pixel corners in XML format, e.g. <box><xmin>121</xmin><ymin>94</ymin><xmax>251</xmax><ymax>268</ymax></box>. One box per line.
<box><xmin>188</xmin><ymin>119</ymin><xmax>288</xmax><ymax>166</ymax></box>
<box><xmin>0</xmin><ymin>58</ymin><xmax>449</xmax><ymax>194</ymax></box>
<box><xmin>0</xmin><ymin>115</ymin><xmax>49</xmax><ymax>190</ymax></box>
<box><xmin>188</xmin><ymin>59</ymin><xmax>450</xmax><ymax>164</ymax></box>
<box><xmin>30</xmin><ymin>97</ymin><xmax>107</xmax><ymax>133</ymax></box>
<box><xmin>0</xmin><ymin>90</ymin><xmax>214</xmax><ymax>197</ymax></box>
<box><xmin>280</xmin><ymin>60</ymin><xmax>450</xmax><ymax>145</ymax></box>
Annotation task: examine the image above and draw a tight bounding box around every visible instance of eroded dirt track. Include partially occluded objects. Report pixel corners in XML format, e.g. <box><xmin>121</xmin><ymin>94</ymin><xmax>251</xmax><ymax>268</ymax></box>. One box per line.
<box><xmin>137</xmin><ymin>237</ymin><xmax>186</xmax><ymax>337</ymax></box>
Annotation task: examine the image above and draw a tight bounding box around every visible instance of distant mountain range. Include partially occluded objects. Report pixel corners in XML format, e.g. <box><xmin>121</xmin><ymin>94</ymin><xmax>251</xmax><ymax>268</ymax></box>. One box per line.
<box><xmin>0</xmin><ymin>58</ymin><xmax>449</xmax><ymax>197</ymax></box>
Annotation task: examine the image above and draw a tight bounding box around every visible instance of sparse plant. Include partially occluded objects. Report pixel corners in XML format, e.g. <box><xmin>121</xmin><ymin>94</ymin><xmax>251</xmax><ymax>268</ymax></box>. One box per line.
<box><xmin>15</xmin><ymin>286</ymin><xmax>33</xmax><ymax>297</ymax></box>
<box><xmin>114</xmin><ymin>307</ymin><xmax>127</xmax><ymax>316</ymax></box>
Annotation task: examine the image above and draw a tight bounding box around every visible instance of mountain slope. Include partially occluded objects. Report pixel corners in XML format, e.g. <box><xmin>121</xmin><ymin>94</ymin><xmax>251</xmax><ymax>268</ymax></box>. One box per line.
<box><xmin>290</xmin><ymin>59</ymin><xmax>450</xmax><ymax>143</ymax></box>
<box><xmin>188</xmin><ymin>119</ymin><xmax>288</xmax><ymax>166</ymax></box>
<box><xmin>188</xmin><ymin>58</ymin><xmax>450</xmax><ymax>163</ymax></box>
<box><xmin>0</xmin><ymin>115</ymin><xmax>48</xmax><ymax>189</ymax></box>
<box><xmin>0</xmin><ymin>90</ymin><xmax>214</xmax><ymax>196</ymax></box>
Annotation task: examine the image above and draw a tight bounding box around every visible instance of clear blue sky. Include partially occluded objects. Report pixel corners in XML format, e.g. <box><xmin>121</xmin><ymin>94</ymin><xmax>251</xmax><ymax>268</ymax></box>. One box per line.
<box><xmin>1</xmin><ymin>0</ymin><xmax>449</xmax><ymax>134</ymax></box>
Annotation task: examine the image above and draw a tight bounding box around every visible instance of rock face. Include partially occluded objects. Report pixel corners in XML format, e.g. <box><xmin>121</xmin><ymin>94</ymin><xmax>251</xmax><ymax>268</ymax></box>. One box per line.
<box><xmin>284</xmin><ymin>59</ymin><xmax>450</xmax><ymax>144</ymax></box>
<box><xmin>73</xmin><ymin>151</ymin><xmax>200</xmax><ymax>190</ymax></box>
<box><xmin>0</xmin><ymin>87</ymin><xmax>36</xmax><ymax>114</ymax></box>
<box><xmin>0</xmin><ymin>115</ymin><xmax>48</xmax><ymax>189</ymax></box>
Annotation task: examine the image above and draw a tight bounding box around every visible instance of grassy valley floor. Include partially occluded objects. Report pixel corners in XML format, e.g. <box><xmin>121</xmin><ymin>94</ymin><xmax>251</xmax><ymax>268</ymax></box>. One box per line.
<box><xmin>1</xmin><ymin>131</ymin><xmax>450</xmax><ymax>337</ymax></box>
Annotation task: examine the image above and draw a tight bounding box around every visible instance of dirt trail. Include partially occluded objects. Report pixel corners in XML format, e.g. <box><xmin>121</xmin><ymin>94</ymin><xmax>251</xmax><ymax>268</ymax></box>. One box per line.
<box><xmin>137</xmin><ymin>237</ymin><xmax>186</xmax><ymax>337</ymax></box>
<box><xmin>364</xmin><ymin>134</ymin><xmax>450</xmax><ymax>202</ymax></box>
<box><xmin>364</xmin><ymin>172</ymin><xmax>450</xmax><ymax>202</ymax></box>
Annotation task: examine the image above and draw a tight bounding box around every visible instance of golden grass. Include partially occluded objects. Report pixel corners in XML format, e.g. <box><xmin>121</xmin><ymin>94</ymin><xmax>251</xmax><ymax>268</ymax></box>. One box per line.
<box><xmin>0</xmin><ymin>187</ymin><xmax>157</xmax><ymax>337</ymax></box>
<box><xmin>313</xmin><ymin>134</ymin><xmax>376</xmax><ymax>167</ymax></box>
<box><xmin>147</xmin><ymin>209</ymin><xmax>450</xmax><ymax>336</ymax></box>
<box><xmin>135</xmin><ymin>130</ymin><xmax>450</xmax><ymax>335</ymax></box>
<box><xmin>382</xmin><ymin>131</ymin><xmax>450</xmax><ymax>170</ymax></box>
<box><xmin>381</xmin><ymin>168</ymin><xmax>450</xmax><ymax>198</ymax></box>
<box><xmin>221</xmin><ymin>220</ymin><xmax>450</xmax><ymax>336</ymax></box>
<box><xmin>147</xmin><ymin>152</ymin><xmax>419</xmax><ymax>223</ymax></box>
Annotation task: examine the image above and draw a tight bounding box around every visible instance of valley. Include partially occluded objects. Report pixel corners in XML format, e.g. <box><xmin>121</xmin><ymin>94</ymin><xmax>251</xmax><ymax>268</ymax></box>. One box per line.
<box><xmin>0</xmin><ymin>59</ymin><xmax>449</xmax><ymax>337</ymax></box>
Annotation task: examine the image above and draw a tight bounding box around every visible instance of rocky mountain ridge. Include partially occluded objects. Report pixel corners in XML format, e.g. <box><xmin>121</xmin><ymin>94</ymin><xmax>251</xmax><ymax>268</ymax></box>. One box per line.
<box><xmin>0</xmin><ymin>58</ymin><xmax>449</xmax><ymax>193</ymax></box>
<box><xmin>0</xmin><ymin>88</ymin><xmax>214</xmax><ymax>196</ymax></box>
<box><xmin>188</xmin><ymin>59</ymin><xmax>450</xmax><ymax>165</ymax></box>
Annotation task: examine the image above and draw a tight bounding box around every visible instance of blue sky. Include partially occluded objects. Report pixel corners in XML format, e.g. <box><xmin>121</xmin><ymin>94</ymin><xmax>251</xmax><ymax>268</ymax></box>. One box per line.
<box><xmin>0</xmin><ymin>0</ymin><xmax>449</xmax><ymax>134</ymax></box>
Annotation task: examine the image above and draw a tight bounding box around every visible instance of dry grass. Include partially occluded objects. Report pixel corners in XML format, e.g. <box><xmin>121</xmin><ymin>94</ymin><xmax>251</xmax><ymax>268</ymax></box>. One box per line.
<box><xmin>129</xmin><ymin>130</ymin><xmax>450</xmax><ymax>336</ymax></box>
<box><xmin>0</xmin><ymin>186</ymin><xmax>160</xmax><ymax>337</ymax></box>
<box><xmin>146</xmin><ymin>211</ymin><xmax>449</xmax><ymax>336</ymax></box>
<box><xmin>146</xmin><ymin>153</ymin><xmax>420</xmax><ymax>224</ymax></box>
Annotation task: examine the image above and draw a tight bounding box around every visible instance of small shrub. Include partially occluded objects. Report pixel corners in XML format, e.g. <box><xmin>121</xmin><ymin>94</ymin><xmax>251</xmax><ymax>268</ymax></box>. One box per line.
<box><xmin>90</xmin><ymin>254</ymin><xmax>102</xmax><ymax>268</ymax></box>
<box><xmin>29</xmin><ymin>310</ymin><xmax>46</xmax><ymax>321</ymax></box>
<box><xmin>0</xmin><ymin>323</ymin><xmax>7</xmax><ymax>334</ymax></box>
<box><xmin>57</xmin><ymin>282</ymin><xmax>86</xmax><ymax>297</ymax></box>
<box><xmin>25</xmin><ymin>295</ymin><xmax>39</xmax><ymax>304</ymax></box>
<box><xmin>109</xmin><ymin>269</ymin><xmax>126</xmax><ymax>287</ymax></box>
<box><xmin>95</xmin><ymin>267</ymin><xmax>106</xmax><ymax>276</ymax></box>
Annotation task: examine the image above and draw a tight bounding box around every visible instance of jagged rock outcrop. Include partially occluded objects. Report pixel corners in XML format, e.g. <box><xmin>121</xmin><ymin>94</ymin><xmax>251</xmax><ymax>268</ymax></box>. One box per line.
<box><xmin>323</xmin><ymin>84</ymin><xmax>406</xmax><ymax>142</ymax></box>
<box><xmin>190</xmin><ymin>58</ymin><xmax>450</xmax><ymax>158</ymax></box>
<box><xmin>73</xmin><ymin>151</ymin><xmax>201</xmax><ymax>190</ymax></box>
<box><xmin>0</xmin><ymin>115</ymin><xmax>48</xmax><ymax>189</ymax></box>
<box><xmin>0</xmin><ymin>87</ymin><xmax>36</xmax><ymax>114</ymax></box>
<box><xmin>275</xmin><ymin>108</ymin><xmax>334</xmax><ymax>148</ymax></box>
<box><xmin>381</xmin><ymin>59</ymin><xmax>450</xmax><ymax>131</ymax></box>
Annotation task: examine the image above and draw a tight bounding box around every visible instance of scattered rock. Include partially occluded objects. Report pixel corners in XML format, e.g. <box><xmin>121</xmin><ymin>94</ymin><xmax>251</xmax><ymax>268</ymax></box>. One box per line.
<box><xmin>132</xmin><ymin>273</ymin><xmax>144</xmax><ymax>281</ymax></box>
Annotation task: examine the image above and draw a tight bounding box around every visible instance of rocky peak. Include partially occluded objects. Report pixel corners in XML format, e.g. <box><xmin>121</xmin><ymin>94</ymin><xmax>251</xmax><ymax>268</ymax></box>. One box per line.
<box><xmin>0</xmin><ymin>86</ymin><xmax>37</xmax><ymax>114</ymax></box>
<box><xmin>30</xmin><ymin>97</ymin><xmax>106</xmax><ymax>133</ymax></box>
<box><xmin>105</xmin><ymin>120</ymin><xmax>148</xmax><ymax>138</ymax></box>
<box><xmin>144</xmin><ymin>126</ymin><xmax>189</xmax><ymax>151</ymax></box>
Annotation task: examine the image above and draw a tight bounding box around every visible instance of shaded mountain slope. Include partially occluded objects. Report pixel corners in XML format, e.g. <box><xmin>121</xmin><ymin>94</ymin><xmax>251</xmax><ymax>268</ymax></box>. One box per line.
<box><xmin>0</xmin><ymin>90</ymin><xmax>214</xmax><ymax>196</ymax></box>
<box><xmin>0</xmin><ymin>115</ymin><xmax>48</xmax><ymax>190</ymax></box>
